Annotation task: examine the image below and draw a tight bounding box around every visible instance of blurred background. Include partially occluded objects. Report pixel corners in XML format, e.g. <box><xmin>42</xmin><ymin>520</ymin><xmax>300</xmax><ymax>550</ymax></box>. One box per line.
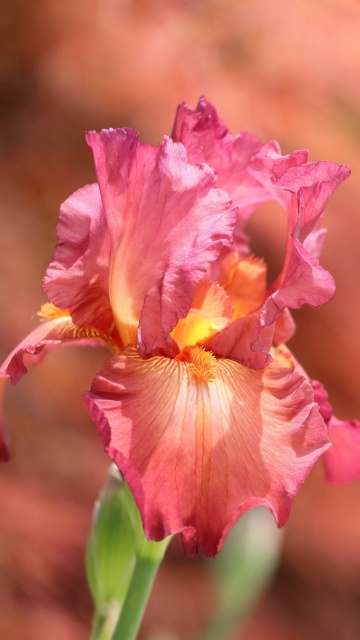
<box><xmin>1</xmin><ymin>0</ymin><xmax>360</xmax><ymax>638</ymax></box>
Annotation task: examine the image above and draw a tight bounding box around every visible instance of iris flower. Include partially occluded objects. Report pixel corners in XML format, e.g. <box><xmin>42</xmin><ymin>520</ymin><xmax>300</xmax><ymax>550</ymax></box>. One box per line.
<box><xmin>1</xmin><ymin>98</ymin><xmax>359</xmax><ymax>556</ymax></box>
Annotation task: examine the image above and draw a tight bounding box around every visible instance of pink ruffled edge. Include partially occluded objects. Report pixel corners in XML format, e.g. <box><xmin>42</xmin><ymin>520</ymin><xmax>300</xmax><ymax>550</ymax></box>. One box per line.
<box><xmin>85</xmin><ymin>348</ymin><xmax>330</xmax><ymax>556</ymax></box>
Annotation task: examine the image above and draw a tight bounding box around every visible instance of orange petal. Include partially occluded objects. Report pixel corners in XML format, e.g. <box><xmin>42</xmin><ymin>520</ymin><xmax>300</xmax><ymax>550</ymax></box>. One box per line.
<box><xmin>171</xmin><ymin>278</ymin><xmax>233</xmax><ymax>350</ymax></box>
<box><xmin>219</xmin><ymin>253</ymin><xmax>267</xmax><ymax>320</ymax></box>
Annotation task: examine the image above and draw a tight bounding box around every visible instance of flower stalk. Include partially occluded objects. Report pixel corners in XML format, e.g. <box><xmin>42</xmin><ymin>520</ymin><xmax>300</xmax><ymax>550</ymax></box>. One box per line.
<box><xmin>111</xmin><ymin>536</ymin><xmax>170</xmax><ymax>640</ymax></box>
<box><xmin>87</xmin><ymin>464</ymin><xmax>171</xmax><ymax>640</ymax></box>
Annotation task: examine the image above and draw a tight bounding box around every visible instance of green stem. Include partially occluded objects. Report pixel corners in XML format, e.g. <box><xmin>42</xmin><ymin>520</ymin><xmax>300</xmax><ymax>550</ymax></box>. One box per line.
<box><xmin>111</xmin><ymin>536</ymin><xmax>171</xmax><ymax>640</ymax></box>
<box><xmin>90</xmin><ymin>612</ymin><xmax>117</xmax><ymax>640</ymax></box>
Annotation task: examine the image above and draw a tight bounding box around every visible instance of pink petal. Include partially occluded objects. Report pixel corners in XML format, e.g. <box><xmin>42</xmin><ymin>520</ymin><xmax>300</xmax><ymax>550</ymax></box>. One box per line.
<box><xmin>269</xmin><ymin>161</ymin><xmax>351</xmax><ymax>307</ymax></box>
<box><xmin>173</xmin><ymin>99</ymin><xmax>351</xmax><ymax>360</ymax></box>
<box><xmin>324</xmin><ymin>419</ymin><xmax>360</xmax><ymax>486</ymax></box>
<box><xmin>172</xmin><ymin>97</ymin><xmax>278</xmax><ymax>221</ymax></box>
<box><xmin>43</xmin><ymin>184</ymin><xmax>117</xmax><ymax>340</ymax></box>
<box><xmin>86</xmin><ymin>129</ymin><xmax>237</xmax><ymax>355</ymax></box>
<box><xmin>85</xmin><ymin>347</ymin><xmax>329</xmax><ymax>557</ymax></box>
<box><xmin>248</xmin><ymin>160</ymin><xmax>350</xmax><ymax>351</ymax></box>
<box><xmin>311</xmin><ymin>379</ymin><xmax>333</xmax><ymax>423</ymax></box>
<box><xmin>311</xmin><ymin>380</ymin><xmax>360</xmax><ymax>485</ymax></box>
<box><xmin>0</xmin><ymin>380</ymin><xmax>10</xmax><ymax>461</ymax></box>
<box><xmin>205</xmin><ymin>311</ymin><xmax>274</xmax><ymax>368</ymax></box>
<box><xmin>0</xmin><ymin>315</ymin><xmax>107</xmax><ymax>460</ymax></box>
<box><xmin>1</xmin><ymin>316</ymin><xmax>106</xmax><ymax>386</ymax></box>
<box><xmin>273</xmin><ymin>308</ymin><xmax>296</xmax><ymax>346</ymax></box>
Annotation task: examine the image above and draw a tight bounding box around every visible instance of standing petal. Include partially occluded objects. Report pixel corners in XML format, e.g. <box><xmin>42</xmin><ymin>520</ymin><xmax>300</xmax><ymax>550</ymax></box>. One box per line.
<box><xmin>172</xmin><ymin>97</ymin><xmax>279</xmax><ymax>221</ymax></box>
<box><xmin>43</xmin><ymin>184</ymin><xmax>117</xmax><ymax>340</ymax></box>
<box><xmin>267</xmin><ymin>160</ymin><xmax>351</xmax><ymax>310</ymax></box>
<box><xmin>86</xmin><ymin>130</ymin><xmax>237</xmax><ymax>355</ymax></box>
<box><xmin>172</xmin><ymin>99</ymin><xmax>351</xmax><ymax>359</ymax></box>
<box><xmin>238</xmin><ymin>160</ymin><xmax>350</xmax><ymax>356</ymax></box>
<box><xmin>85</xmin><ymin>348</ymin><xmax>329</xmax><ymax>557</ymax></box>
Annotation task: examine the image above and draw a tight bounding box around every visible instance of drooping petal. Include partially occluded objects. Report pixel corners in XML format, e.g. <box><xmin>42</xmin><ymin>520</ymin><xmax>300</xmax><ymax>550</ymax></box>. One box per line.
<box><xmin>42</xmin><ymin>183</ymin><xmax>118</xmax><ymax>341</ymax></box>
<box><xmin>324</xmin><ymin>418</ymin><xmax>360</xmax><ymax>486</ymax></box>
<box><xmin>311</xmin><ymin>380</ymin><xmax>360</xmax><ymax>485</ymax></box>
<box><xmin>85</xmin><ymin>347</ymin><xmax>329</xmax><ymax>557</ymax></box>
<box><xmin>0</xmin><ymin>312</ymin><xmax>110</xmax><ymax>461</ymax></box>
<box><xmin>0</xmin><ymin>380</ymin><xmax>10</xmax><ymax>461</ymax></box>
<box><xmin>86</xmin><ymin>130</ymin><xmax>237</xmax><ymax>355</ymax></box>
<box><xmin>311</xmin><ymin>379</ymin><xmax>333</xmax><ymax>423</ymax></box>
<box><xmin>0</xmin><ymin>314</ymin><xmax>111</xmax><ymax>386</ymax></box>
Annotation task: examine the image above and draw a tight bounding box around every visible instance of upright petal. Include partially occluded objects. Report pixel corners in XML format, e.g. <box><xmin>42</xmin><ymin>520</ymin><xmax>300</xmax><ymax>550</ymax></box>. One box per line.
<box><xmin>43</xmin><ymin>183</ymin><xmax>118</xmax><ymax>340</ymax></box>
<box><xmin>85</xmin><ymin>348</ymin><xmax>329</xmax><ymax>557</ymax></box>
<box><xmin>242</xmin><ymin>160</ymin><xmax>350</xmax><ymax>355</ymax></box>
<box><xmin>172</xmin><ymin>99</ymin><xmax>351</xmax><ymax>360</ymax></box>
<box><xmin>86</xmin><ymin>130</ymin><xmax>237</xmax><ymax>355</ymax></box>
<box><xmin>172</xmin><ymin>97</ymin><xmax>278</xmax><ymax>222</ymax></box>
<box><xmin>266</xmin><ymin>160</ymin><xmax>351</xmax><ymax>312</ymax></box>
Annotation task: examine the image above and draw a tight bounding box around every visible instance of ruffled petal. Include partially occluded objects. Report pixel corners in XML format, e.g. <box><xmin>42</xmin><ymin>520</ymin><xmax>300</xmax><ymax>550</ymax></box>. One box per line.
<box><xmin>241</xmin><ymin>160</ymin><xmax>350</xmax><ymax>356</ymax></box>
<box><xmin>311</xmin><ymin>380</ymin><xmax>360</xmax><ymax>485</ymax></box>
<box><xmin>172</xmin><ymin>99</ymin><xmax>350</xmax><ymax>362</ymax></box>
<box><xmin>42</xmin><ymin>183</ymin><xmax>118</xmax><ymax>340</ymax></box>
<box><xmin>273</xmin><ymin>308</ymin><xmax>296</xmax><ymax>346</ymax></box>
<box><xmin>86</xmin><ymin>130</ymin><xmax>237</xmax><ymax>355</ymax></box>
<box><xmin>172</xmin><ymin>97</ymin><xmax>278</xmax><ymax>221</ymax></box>
<box><xmin>1</xmin><ymin>315</ymin><xmax>110</xmax><ymax>386</ymax></box>
<box><xmin>0</xmin><ymin>314</ymin><xmax>109</xmax><ymax>460</ymax></box>
<box><xmin>268</xmin><ymin>160</ymin><xmax>351</xmax><ymax>309</ymax></box>
<box><xmin>85</xmin><ymin>348</ymin><xmax>330</xmax><ymax>557</ymax></box>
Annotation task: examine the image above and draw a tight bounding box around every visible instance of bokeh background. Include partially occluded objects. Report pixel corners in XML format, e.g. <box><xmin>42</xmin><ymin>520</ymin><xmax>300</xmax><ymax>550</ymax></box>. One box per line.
<box><xmin>1</xmin><ymin>1</ymin><xmax>360</xmax><ymax>638</ymax></box>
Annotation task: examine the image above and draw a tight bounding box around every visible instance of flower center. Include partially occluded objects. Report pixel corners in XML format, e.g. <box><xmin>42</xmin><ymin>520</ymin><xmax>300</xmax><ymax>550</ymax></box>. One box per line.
<box><xmin>175</xmin><ymin>345</ymin><xmax>217</xmax><ymax>383</ymax></box>
<box><xmin>171</xmin><ymin>278</ymin><xmax>233</xmax><ymax>351</ymax></box>
<box><xmin>37</xmin><ymin>302</ymin><xmax>71</xmax><ymax>321</ymax></box>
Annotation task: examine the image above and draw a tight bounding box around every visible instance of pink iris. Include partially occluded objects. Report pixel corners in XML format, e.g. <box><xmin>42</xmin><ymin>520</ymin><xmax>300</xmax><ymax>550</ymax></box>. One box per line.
<box><xmin>1</xmin><ymin>98</ymin><xmax>359</xmax><ymax>556</ymax></box>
